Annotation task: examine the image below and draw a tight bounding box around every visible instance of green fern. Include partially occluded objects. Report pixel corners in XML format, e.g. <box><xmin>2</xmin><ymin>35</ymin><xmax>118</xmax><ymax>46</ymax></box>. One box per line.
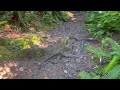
<box><xmin>103</xmin><ymin>55</ymin><xmax>120</xmax><ymax>73</ymax></box>
<box><xmin>79</xmin><ymin>71</ymin><xmax>100</xmax><ymax>79</ymax></box>
<box><xmin>79</xmin><ymin>65</ymin><xmax>120</xmax><ymax>79</ymax></box>
<box><xmin>101</xmin><ymin>65</ymin><xmax>120</xmax><ymax>79</ymax></box>
<box><xmin>86</xmin><ymin>37</ymin><xmax>120</xmax><ymax>63</ymax></box>
<box><xmin>102</xmin><ymin>38</ymin><xmax>120</xmax><ymax>51</ymax></box>
<box><xmin>79</xmin><ymin>37</ymin><xmax>120</xmax><ymax>79</ymax></box>
<box><xmin>79</xmin><ymin>71</ymin><xmax>92</xmax><ymax>79</ymax></box>
<box><xmin>86</xmin><ymin>45</ymin><xmax>110</xmax><ymax>62</ymax></box>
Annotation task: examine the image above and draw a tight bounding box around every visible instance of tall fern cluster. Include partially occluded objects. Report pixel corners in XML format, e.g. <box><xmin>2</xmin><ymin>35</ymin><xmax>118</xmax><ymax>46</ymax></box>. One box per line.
<box><xmin>79</xmin><ymin>38</ymin><xmax>120</xmax><ymax>79</ymax></box>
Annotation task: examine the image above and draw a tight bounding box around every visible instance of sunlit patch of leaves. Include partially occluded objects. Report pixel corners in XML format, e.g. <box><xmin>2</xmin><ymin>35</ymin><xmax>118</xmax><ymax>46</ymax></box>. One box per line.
<box><xmin>0</xmin><ymin>34</ymin><xmax>43</xmax><ymax>61</ymax></box>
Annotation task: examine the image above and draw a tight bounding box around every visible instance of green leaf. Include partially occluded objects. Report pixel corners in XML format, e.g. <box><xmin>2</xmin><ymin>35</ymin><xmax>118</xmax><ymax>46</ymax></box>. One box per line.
<box><xmin>79</xmin><ymin>71</ymin><xmax>92</xmax><ymax>79</ymax></box>
<box><xmin>101</xmin><ymin>65</ymin><xmax>120</xmax><ymax>79</ymax></box>
<box><xmin>103</xmin><ymin>55</ymin><xmax>120</xmax><ymax>73</ymax></box>
<box><xmin>0</xmin><ymin>21</ymin><xmax>8</xmax><ymax>25</ymax></box>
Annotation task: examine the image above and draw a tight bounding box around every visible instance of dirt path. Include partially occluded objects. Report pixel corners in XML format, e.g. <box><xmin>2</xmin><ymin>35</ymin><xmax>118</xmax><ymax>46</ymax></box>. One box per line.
<box><xmin>0</xmin><ymin>12</ymin><xmax>100</xmax><ymax>79</ymax></box>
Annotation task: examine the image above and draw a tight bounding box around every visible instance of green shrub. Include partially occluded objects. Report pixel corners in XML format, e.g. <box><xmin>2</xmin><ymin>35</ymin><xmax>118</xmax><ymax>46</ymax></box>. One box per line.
<box><xmin>19</xmin><ymin>48</ymin><xmax>47</xmax><ymax>59</ymax></box>
<box><xmin>0</xmin><ymin>11</ymin><xmax>70</xmax><ymax>32</ymax></box>
<box><xmin>0</xmin><ymin>11</ymin><xmax>13</xmax><ymax>21</ymax></box>
<box><xmin>5</xmin><ymin>34</ymin><xmax>41</xmax><ymax>50</ymax></box>
<box><xmin>0</xmin><ymin>34</ymin><xmax>42</xmax><ymax>61</ymax></box>
<box><xmin>78</xmin><ymin>38</ymin><xmax>120</xmax><ymax>79</ymax></box>
<box><xmin>0</xmin><ymin>46</ymin><xmax>11</xmax><ymax>61</ymax></box>
<box><xmin>42</xmin><ymin>11</ymin><xmax>69</xmax><ymax>24</ymax></box>
<box><xmin>85</xmin><ymin>11</ymin><xmax>120</xmax><ymax>39</ymax></box>
<box><xmin>79</xmin><ymin>65</ymin><xmax>120</xmax><ymax>79</ymax></box>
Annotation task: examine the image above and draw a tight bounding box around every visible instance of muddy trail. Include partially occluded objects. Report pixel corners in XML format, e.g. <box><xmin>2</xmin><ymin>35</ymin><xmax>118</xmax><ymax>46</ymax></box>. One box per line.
<box><xmin>0</xmin><ymin>12</ymin><xmax>100</xmax><ymax>79</ymax></box>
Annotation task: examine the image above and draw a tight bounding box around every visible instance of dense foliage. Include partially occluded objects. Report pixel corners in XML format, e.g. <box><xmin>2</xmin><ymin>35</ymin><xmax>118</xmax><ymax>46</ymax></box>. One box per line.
<box><xmin>0</xmin><ymin>11</ymin><xmax>70</xmax><ymax>61</ymax></box>
<box><xmin>85</xmin><ymin>11</ymin><xmax>120</xmax><ymax>39</ymax></box>
<box><xmin>0</xmin><ymin>34</ymin><xmax>42</xmax><ymax>61</ymax></box>
<box><xmin>79</xmin><ymin>11</ymin><xmax>120</xmax><ymax>79</ymax></box>
<box><xmin>0</xmin><ymin>11</ymin><xmax>70</xmax><ymax>32</ymax></box>
<box><xmin>79</xmin><ymin>38</ymin><xmax>120</xmax><ymax>79</ymax></box>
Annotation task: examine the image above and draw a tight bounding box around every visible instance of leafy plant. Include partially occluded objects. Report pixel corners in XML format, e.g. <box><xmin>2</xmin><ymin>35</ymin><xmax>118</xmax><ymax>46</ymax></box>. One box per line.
<box><xmin>79</xmin><ymin>64</ymin><xmax>120</xmax><ymax>79</ymax></box>
<box><xmin>85</xmin><ymin>11</ymin><xmax>120</xmax><ymax>39</ymax></box>
<box><xmin>78</xmin><ymin>71</ymin><xmax>100</xmax><ymax>79</ymax></box>
<box><xmin>0</xmin><ymin>21</ymin><xmax>8</xmax><ymax>25</ymax></box>
<box><xmin>42</xmin><ymin>11</ymin><xmax>69</xmax><ymax>24</ymax></box>
<box><xmin>0</xmin><ymin>46</ymin><xmax>12</xmax><ymax>61</ymax></box>
<box><xmin>86</xmin><ymin>45</ymin><xmax>110</xmax><ymax>63</ymax></box>
<box><xmin>79</xmin><ymin>38</ymin><xmax>120</xmax><ymax>79</ymax></box>
<box><xmin>101</xmin><ymin>65</ymin><xmax>120</xmax><ymax>79</ymax></box>
<box><xmin>0</xmin><ymin>11</ymin><xmax>70</xmax><ymax>32</ymax></box>
<box><xmin>6</xmin><ymin>34</ymin><xmax>41</xmax><ymax>50</ymax></box>
<box><xmin>0</xmin><ymin>34</ymin><xmax>43</xmax><ymax>61</ymax></box>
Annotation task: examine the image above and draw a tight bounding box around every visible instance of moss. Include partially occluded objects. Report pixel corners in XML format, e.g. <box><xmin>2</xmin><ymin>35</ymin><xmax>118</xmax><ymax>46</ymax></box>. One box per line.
<box><xmin>0</xmin><ymin>46</ymin><xmax>11</xmax><ymax>61</ymax></box>
<box><xmin>0</xmin><ymin>34</ymin><xmax>44</xmax><ymax>61</ymax></box>
<box><xmin>0</xmin><ymin>46</ymin><xmax>18</xmax><ymax>61</ymax></box>
<box><xmin>59</xmin><ymin>36</ymin><xmax>70</xmax><ymax>47</ymax></box>
<box><xmin>3</xmin><ymin>34</ymin><xmax>42</xmax><ymax>50</ymax></box>
<box><xmin>62</xmin><ymin>47</ymin><xmax>71</xmax><ymax>52</ymax></box>
<box><xmin>15</xmin><ymin>34</ymin><xmax>41</xmax><ymax>49</ymax></box>
<box><xmin>19</xmin><ymin>48</ymin><xmax>47</xmax><ymax>59</ymax></box>
<box><xmin>0</xmin><ymin>38</ymin><xmax>10</xmax><ymax>46</ymax></box>
<box><xmin>37</xmin><ymin>22</ymin><xmax>54</xmax><ymax>30</ymax></box>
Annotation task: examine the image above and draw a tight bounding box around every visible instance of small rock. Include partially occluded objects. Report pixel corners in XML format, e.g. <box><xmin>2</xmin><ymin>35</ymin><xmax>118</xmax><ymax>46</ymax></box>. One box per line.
<box><xmin>28</xmin><ymin>69</ymin><xmax>32</xmax><ymax>73</ymax></box>
<box><xmin>14</xmin><ymin>62</ymin><xmax>18</xmax><ymax>67</ymax></box>
<box><xmin>66</xmin><ymin>63</ymin><xmax>69</xmax><ymax>66</ymax></box>
<box><xmin>68</xmin><ymin>74</ymin><xmax>72</xmax><ymax>77</ymax></box>
<box><xmin>64</xmin><ymin>70</ymin><xmax>68</xmax><ymax>73</ymax></box>
<box><xmin>19</xmin><ymin>67</ymin><xmax>24</xmax><ymax>71</ymax></box>
<box><xmin>34</xmin><ymin>62</ymin><xmax>38</xmax><ymax>64</ymax></box>
<box><xmin>44</xmin><ymin>77</ymin><xmax>49</xmax><ymax>79</ymax></box>
<box><xmin>71</xmin><ymin>17</ymin><xmax>76</xmax><ymax>21</ymax></box>
<box><xmin>0</xmin><ymin>75</ymin><xmax>3</xmax><ymax>79</ymax></box>
<box><xmin>37</xmin><ymin>62</ymin><xmax>41</xmax><ymax>66</ymax></box>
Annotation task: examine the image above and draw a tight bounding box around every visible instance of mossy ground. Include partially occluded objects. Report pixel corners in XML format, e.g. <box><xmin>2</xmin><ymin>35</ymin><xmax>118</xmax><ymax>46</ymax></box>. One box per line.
<box><xmin>0</xmin><ymin>33</ymin><xmax>48</xmax><ymax>61</ymax></box>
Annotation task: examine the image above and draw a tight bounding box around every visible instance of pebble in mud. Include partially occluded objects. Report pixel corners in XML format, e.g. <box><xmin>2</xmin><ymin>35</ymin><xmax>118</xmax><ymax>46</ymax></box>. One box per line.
<box><xmin>19</xmin><ymin>67</ymin><xmax>24</xmax><ymax>71</ymax></box>
<box><xmin>64</xmin><ymin>70</ymin><xmax>68</xmax><ymax>73</ymax></box>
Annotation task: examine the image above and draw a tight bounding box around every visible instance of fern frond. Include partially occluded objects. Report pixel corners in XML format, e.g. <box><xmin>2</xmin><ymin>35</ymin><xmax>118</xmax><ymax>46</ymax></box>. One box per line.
<box><xmin>79</xmin><ymin>71</ymin><xmax>92</xmax><ymax>79</ymax></box>
<box><xmin>101</xmin><ymin>64</ymin><xmax>120</xmax><ymax>79</ymax></box>
<box><xmin>79</xmin><ymin>71</ymin><xmax>100</xmax><ymax>79</ymax></box>
<box><xmin>103</xmin><ymin>55</ymin><xmax>120</xmax><ymax>73</ymax></box>
<box><xmin>102</xmin><ymin>38</ymin><xmax>120</xmax><ymax>51</ymax></box>
<box><xmin>86</xmin><ymin>45</ymin><xmax>110</xmax><ymax>59</ymax></box>
<box><xmin>91</xmin><ymin>73</ymin><xmax>101</xmax><ymax>79</ymax></box>
<box><xmin>110</xmin><ymin>51</ymin><xmax>120</xmax><ymax>56</ymax></box>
